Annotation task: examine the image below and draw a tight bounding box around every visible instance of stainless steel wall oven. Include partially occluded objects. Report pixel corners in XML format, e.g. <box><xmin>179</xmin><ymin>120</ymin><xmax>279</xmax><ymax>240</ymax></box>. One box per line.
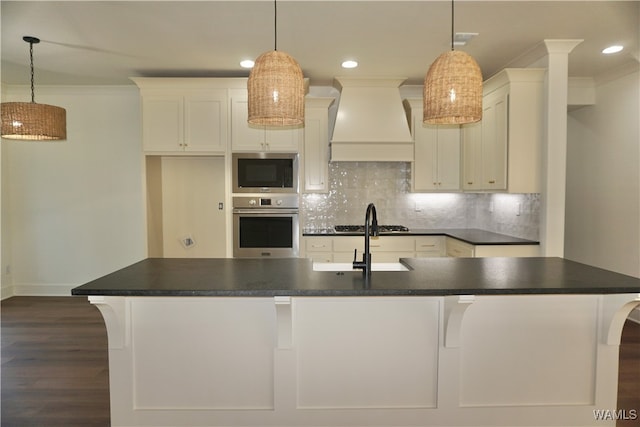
<box><xmin>232</xmin><ymin>195</ymin><xmax>299</xmax><ymax>258</ymax></box>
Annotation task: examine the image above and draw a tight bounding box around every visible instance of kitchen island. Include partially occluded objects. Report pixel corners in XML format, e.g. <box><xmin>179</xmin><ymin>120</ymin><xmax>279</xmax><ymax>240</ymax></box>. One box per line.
<box><xmin>72</xmin><ymin>257</ymin><xmax>640</xmax><ymax>427</ymax></box>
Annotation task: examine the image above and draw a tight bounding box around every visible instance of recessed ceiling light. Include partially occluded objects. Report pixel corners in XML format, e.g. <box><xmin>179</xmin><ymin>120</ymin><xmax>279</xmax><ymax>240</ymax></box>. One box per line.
<box><xmin>341</xmin><ymin>60</ymin><xmax>358</xmax><ymax>69</ymax></box>
<box><xmin>240</xmin><ymin>59</ymin><xmax>255</xmax><ymax>69</ymax></box>
<box><xmin>602</xmin><ymin>45</ymin><xmax>623</xmax><ymax>54</ymax></box>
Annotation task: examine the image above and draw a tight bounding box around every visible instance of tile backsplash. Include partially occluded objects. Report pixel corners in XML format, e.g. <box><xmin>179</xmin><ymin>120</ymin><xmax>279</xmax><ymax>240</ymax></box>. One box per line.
<box><xmin>301</xmin><ymin>162</ymin><xmax>540</xmax><ymax>241</ymax></box>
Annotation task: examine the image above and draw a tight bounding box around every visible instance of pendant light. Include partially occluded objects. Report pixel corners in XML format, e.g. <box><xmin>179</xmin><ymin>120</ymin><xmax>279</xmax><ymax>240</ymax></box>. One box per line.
<box><xmin>423</xmin><ymin>0</ymin><xmax>482</xmax><ymax>125</ymax></box>
<box><xmin>1</xmin><ymin>36</ymin><xmax>67</xmax><ymax>140</ymax></box>
<box><xmin>247</xmin><ymin>0</ymin><xmax>304</xmax><ymax>126</ymax></box>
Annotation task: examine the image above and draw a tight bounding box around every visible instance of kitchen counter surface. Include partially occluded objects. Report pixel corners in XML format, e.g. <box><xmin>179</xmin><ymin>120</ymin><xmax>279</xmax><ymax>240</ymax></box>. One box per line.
<box><xmin>71</xmin><ymin>257</ymin><xmax>640</xmax><ymax>297</ymax></box>
<box><xmin>303</xmin><ymin>227</ymin><xmax>539</xmax><ymax>245</ymax></box>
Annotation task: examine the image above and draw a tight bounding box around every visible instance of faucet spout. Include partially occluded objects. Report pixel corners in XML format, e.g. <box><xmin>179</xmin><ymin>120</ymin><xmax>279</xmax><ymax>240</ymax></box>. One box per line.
<box><xmin>352</xmin><ymin>203</ymin><xmax>378</xmax><ymax>280</ymax></box>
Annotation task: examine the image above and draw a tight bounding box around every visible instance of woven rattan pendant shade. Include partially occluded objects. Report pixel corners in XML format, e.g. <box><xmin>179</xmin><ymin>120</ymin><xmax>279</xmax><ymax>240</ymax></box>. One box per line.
<box><xmin>1</xmin><ymin>102</ymin><xmax>67</xmax><ymax>140</ymax></box>
<box><xmin>247</xmin><ymin>50</ymin><xmax>304</xmax><ymax>126</ymax></box>
<box><xmin>423</xmin><ymin>50</ymin><xmax>482</xmax><ymax>124</ymax></box>
<box><xmin>1</xmin><ymin>36</ymin><xmax>67</xmax><ymax>141</ymax></box>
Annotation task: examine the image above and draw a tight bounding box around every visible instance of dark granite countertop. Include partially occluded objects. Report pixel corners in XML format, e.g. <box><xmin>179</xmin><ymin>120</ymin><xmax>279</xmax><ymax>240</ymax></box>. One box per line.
<box><xmin>71</xmin><ymin>257</ymin><xmax>640</xmax><ymax>297</ymax></box>
<box><xmin>303</xmin><ymin>228</ymin><xmax>539</xmax><ymax>245</ymax></box>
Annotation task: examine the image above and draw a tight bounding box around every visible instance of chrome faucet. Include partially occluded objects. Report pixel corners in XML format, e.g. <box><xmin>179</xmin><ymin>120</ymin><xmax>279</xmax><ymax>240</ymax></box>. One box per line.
<box><xmin>352</xmin><ymin>203</ymin><xmax>379</xmax><ymax>280</ymax></box>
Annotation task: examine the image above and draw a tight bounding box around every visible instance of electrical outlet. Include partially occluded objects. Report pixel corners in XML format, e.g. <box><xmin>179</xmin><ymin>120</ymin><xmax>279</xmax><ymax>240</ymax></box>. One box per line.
<box><xmin>180</xmin><ymin>235</ymin><xmax>196</xmax><ymax>249</ymax></box>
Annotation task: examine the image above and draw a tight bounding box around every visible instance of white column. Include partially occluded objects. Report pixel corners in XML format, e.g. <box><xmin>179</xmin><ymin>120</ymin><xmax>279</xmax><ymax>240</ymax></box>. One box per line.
<box><xmin>540</xmin><ymin>39</ymin><xmax>582</xmax><ymax>257</ymax></box>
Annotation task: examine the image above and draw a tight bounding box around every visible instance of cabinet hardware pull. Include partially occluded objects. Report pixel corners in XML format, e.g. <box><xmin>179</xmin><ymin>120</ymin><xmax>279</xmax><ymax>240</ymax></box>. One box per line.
<box><xmin>420</xmin><ymin>244</ymin><xmax>436</xmax><ymax>248</ymax></box>
<box><xmin>467</xmin><ymin>181</ymin><xmax>473</xmax><ymax>185</ymax></box>
<box><xmin>489</xmin><ymin>180</ymin><xmax>496</xmax><ymax>184</ymax></box>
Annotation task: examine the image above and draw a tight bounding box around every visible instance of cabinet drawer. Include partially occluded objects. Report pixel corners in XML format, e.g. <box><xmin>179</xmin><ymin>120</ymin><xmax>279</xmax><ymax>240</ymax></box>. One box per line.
<box><xmin>305</xmin><ymin>237</ymin><xmax>333</xmax><ymax>252</ymax></box>
<box><xmin>415</xmin><ymin>236</ymin><xmax>445</xmax><ymax>253</ymax></box>
<box><xmin>333</xmin><ymin>252</ymin><xmax>415</xmax><ymax>263</ymax></box>
<box><xmin>307</xmin><ymin>252</ymin><xmax>333</xmax><ymax>263</ymax></box>
<box><xmin>446</xmin><ymin>238</ymin><xmax>475</xmax><ymax>257</ymax></box>
<box><xmin>333</xmin><ymin>236</ymin><xmax>415</xmax><ymax>253</ymax></box>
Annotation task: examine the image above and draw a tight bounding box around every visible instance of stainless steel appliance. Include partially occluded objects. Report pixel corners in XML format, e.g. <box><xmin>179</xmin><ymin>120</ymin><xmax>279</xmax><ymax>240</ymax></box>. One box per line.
<box><xmin>334</xmin><ymin>224</ymin><xmax>409</xmax><ymax>234</ymax></box>
<box><xmin>232</xmin><ymin>153</ymin><xmax>298</xmax><ymax>193</ymax></box>
<box><xmin>232</xmin><ymin>195</ymin><xmax>299</xmax><ymax>258</ymax></box>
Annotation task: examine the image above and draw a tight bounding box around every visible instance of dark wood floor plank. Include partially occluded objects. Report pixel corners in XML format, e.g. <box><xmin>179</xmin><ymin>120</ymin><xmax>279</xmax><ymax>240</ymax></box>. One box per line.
<box><xmin>1</xmin><ymin>296</ymin><xmax>638</xmax><ymax>427</ymax></box>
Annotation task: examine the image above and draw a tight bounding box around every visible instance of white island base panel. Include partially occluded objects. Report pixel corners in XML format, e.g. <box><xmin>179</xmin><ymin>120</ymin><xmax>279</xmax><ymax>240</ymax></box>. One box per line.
<box><xmin>88</xmin><ymin>294</ymin><xmax>640</xmax><ymax>427</ymax></box>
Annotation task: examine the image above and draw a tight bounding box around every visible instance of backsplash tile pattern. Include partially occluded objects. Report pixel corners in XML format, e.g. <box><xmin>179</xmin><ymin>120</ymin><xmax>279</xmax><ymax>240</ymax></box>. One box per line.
<box><xmin>301</xmin><ymin>162</ymin><xmax>540</xmax><ymax>241</ymax></box>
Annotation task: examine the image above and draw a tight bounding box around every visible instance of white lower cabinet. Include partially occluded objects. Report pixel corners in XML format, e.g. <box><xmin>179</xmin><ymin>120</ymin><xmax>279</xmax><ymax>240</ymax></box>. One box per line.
<box><xmin>304</xmin><ymin>237</ymin><xmax>333</xmax><ymax>263</ymax></box>
<box><xmin>304</xmin><ymin>236</ymin><xmax>538</xmax><ymax>261</ymax></box>
<box><xmin>415</xmin><ymin>236</ymin><xmax>446</xmax><ymax>257</ymax></box>
<box><xmin>446</xmin><ymin>237</ymin><xmax>475</xmax><ymax>257</ymax></box>
<box><xmin>303</xmin><ymin>235</ymin><xmax>445</xmax><ymax>262</ymax></box>
<box><xmin>446</xmin><ymin>237</ymin><xmax>540</xmax><ymax>257</ymax></box>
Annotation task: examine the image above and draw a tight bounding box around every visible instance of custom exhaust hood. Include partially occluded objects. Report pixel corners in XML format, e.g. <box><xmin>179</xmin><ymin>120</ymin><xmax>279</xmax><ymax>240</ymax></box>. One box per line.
<box><xmin>330</xmin><ymin>77</ymin><xmax>414</xmax><ymax>162</ymax></box>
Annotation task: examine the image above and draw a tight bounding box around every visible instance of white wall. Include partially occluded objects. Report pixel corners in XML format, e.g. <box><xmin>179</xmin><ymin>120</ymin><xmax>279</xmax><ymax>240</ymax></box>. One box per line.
<box><xmin>565</xmin><ymin>68</ymin><xmax>640</xmax><ymax>281</ymax></box>
<box><xmin>1</xmin><ymin>85</ymin><xmax>145</xmax><ymax>297</ymax></box>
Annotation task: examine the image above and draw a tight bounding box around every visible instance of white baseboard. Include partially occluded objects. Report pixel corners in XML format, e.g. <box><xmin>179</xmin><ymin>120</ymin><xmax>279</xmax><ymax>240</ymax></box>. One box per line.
<box><xmin>1</xmin><ymin>285</ymin><xmax>14</xmax><ymax>300</ymax></box>
<box><xmin>11</xmin><ymin>283</ymin><xmax>75</xmax><ymax>297</ymax></box>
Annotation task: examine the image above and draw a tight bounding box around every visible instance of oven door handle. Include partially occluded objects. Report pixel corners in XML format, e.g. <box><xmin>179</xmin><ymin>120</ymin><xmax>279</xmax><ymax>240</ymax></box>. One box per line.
<box><xmin>232</xmin><ymin>209</ymin><xmax>299</xmax><ymax>215</ymax></box>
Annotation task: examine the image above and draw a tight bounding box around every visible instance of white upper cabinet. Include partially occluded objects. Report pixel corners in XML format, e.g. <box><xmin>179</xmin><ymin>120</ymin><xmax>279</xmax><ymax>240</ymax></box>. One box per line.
<box><xmin>479</xmin><ymin>85</ymin><xmax>509</xmax><ymax>190</ymax></box>
<box><xmin>405</xmin><ymin>99</ymin><xmax>461</xmax><ymax>192</ymax></box>
<box><xmin>303</xmin><ymin>97</ymin><xmax>334</xmax><ymax>193</ymax></box>
<box><xmin>462</xmin><ymin>68</ymin><xmax>545</xmax><ymax>193</ymax></box>
<box><xmin>230</xmin><ymin>89</ymin><xmax>302</xmax><ymax>152</ymax></box>
<box><xmin>133</xmin><ymin>79</ymin><xmax>228</xmax><ymax>153</ymax></box>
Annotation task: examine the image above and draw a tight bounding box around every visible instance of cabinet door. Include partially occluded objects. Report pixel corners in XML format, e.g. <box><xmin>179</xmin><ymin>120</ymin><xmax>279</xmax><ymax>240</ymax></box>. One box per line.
<box><xmin>142</xmin><ymin>95</ymin><xmax>183</xmax><ymax>152</ymax></box>
<box><xmin>231</xmin><ymin>93</ymin><xmax>300</xmax><ymax>152</ymax></box>
<box><xmin>436</xmin><ymin>126</ymin><xmax>461</xmax><ymax>190</ymax></box>
<box><xmin>481</xmin><ymin>88</ymin><xmax>508</xmax><ymax>190</ymax></box>
<box><xmin>303</xmin><ymin>111</ymin><xmax>328</xmax><ymax>191</ymax></box>
<box><xmin>412</xmin><ymin>121</ymin><xmax>438</xmax><ymax>191</ymax></box>
<box><xmin>462</xmin><ymin>121</ymin><xmax>483</xmax><ymax>191</ymax></box>
<box><xmin>184</xmin><ymin>90</ymin><xmax>227</xmax><ymax>153</ymax></box>
<box><xmin>413</xmin><ymin>120</ymin><xmax>460</xmax><ymax>191</ymax></box>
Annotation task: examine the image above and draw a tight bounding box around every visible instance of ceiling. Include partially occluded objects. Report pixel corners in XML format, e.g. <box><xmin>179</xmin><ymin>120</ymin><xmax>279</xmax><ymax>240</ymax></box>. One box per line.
<box><xmin>1</xmin><ymin>1</ymin><xmax>638</xmax><ymax>87</ymax></box>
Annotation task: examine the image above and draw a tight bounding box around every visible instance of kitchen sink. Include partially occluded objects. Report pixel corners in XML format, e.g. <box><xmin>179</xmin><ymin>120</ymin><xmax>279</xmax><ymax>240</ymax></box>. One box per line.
<box><xmin>312</xmin><ymin>262</ymin><xmax>410</xmax><ymax>272</ymax></box>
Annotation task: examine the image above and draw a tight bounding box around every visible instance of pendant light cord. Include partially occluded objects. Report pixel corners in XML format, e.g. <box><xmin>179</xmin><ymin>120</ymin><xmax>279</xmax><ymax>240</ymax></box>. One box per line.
<box><xmin>29</xmin><ymin>39</ymin><xmax>35</xmax><ymax>103</ymax></box>
<box><xmin>274</xmin><ymin>0</ymin><xmax>278</xmax><ymax>51</ymax></box>
<box><xmin>450</xmin><ymin>0</ymin><xmax>455</xmax><ymax>51</ymax></box>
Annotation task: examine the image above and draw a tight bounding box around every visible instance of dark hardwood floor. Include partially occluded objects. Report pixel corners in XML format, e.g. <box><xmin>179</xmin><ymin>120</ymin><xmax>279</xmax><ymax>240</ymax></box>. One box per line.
<box><xmin>1</xmin><ymin>296</ymin><xmax>639</xmax><ymax>427</ymax></box>
<box><xmin>1</xmin><ymin>297</ymin><xmax>110</xmax><ymax>427</ymax></box>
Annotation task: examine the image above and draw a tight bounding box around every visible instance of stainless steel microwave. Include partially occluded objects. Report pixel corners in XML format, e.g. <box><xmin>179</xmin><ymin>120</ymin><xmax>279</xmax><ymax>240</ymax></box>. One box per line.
<box><xmin>232</xmin><ymin>153</ymin><xmax>298</xmax><ymax>193</ymax></box>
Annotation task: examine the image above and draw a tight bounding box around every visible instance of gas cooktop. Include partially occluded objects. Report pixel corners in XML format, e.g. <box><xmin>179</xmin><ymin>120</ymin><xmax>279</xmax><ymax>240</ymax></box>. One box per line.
<box><xmin>334</xmin><ymin>225</ymin><xmax>410</xmax><ymax>234</ymax></box>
